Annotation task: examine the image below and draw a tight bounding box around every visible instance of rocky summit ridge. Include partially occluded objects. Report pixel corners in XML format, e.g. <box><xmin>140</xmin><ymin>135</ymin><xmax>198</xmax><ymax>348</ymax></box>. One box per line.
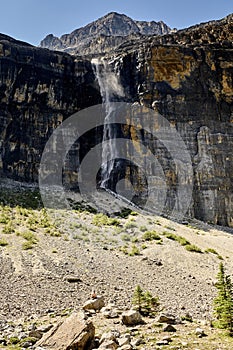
<box><xmin>39</xmin><ymin>12</ymin><xmax>171</xmax><ymax>55</ymax></box>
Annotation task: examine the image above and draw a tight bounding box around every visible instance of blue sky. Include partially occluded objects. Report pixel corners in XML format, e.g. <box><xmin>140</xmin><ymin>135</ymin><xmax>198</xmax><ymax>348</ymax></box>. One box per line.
<box><xmin>2</xmin><ymin>0</ymin><xmax>232</xmax><ymax>45</ymax></box>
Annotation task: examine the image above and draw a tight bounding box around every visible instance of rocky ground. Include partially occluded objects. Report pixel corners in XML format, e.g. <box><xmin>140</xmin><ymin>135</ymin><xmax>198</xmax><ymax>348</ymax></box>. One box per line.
<box><xmin>0</xmin><ymin>181</ymin><xmax>233</xmax><ymax>349</ymax></box>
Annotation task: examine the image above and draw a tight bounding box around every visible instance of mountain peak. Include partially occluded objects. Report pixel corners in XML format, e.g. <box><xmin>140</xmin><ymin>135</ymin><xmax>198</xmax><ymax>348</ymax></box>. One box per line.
<box><xmin>40</xmin><ymin>12</ymin><xmax>171</xmax><ymax>56</ymax></box>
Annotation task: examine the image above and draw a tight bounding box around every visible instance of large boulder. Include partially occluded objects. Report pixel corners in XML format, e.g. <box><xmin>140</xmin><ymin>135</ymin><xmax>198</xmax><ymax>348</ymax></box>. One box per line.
<box><xmin>83</xmin><ymin>296</ymin><xmax>105</xmax><ymax>311</ymax></box>
<box><xmin>121</xmin><ymin>310</ymin><xmax>143</xmax><ymax>326</ymax></box>
<box><xmin>35</xmin><ymin>312</ymin><xmax>95</xmax><ymax>350</ymax></box>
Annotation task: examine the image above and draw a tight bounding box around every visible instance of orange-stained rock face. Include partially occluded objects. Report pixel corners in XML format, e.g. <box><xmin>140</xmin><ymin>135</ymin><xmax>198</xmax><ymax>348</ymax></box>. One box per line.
<box><xmin>149</xmin><ymin>47</ymin><xmax>196</xmax><ymax>90</ymax></box>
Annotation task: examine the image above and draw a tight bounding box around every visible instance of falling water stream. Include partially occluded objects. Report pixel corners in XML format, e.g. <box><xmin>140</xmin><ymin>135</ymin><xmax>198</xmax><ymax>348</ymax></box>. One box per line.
<box><xmin>92</xmin><ymin>58</ymin><xmax>125</xmax><ymax>189</ymax></box>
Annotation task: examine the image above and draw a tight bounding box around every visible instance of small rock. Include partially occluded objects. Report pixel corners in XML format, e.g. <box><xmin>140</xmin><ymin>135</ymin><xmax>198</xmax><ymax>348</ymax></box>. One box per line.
<box><xmin>156</xmin><ymin>339</ymin><xmax>169</xmax><ymax>346</ymax></box>
<box><xmin>195</xmin><ymin>327</ymin><xmax>206</xmax><ymax>337</ymax></box>
<box><xmin>181</xmin><ymin>341</ymin><xmax>188</xmax><ymax>347</ymax></box>
<box><xmin>102</xmin><ymin>309</ymin><xmax>119</xmax><ymax>319</ymax></box>
<box><xmin>157</xmin><ymin>313</ymin><xmax>176</xmax><ymax>324</ymax></box>
<box><xmin>99</xmin><ymin>340</ymin><xmax>118</xmax><ymax>349</ymax></box>
<box><xmin>28</xmin><ymin>330</ymin><xmax>43</xmax><ymax>339</ymax></box>
<box><xmin>27</xmin><ymin>323</ymin><xmax>36</xmax><ymax>331</ymax></box>
<box><xmin>21</xmin><ymin>341</ymin><xmax>33</xmax><ymax>348</ymax></box>
<box><xmin>122</xmin><ymin>310</ymin><xmax>143</xmax><ymax>326</ymax></box>
<box><xmin>131</xmin><ymin>337</ymin><xmax>144</xmax><ymax>346</ymax></box>
<box><xmin>37</xmin><ymin>324</ymin><xmax>53</xmax><ymax>333</ymax></box>
<box><xmin>0</xmin><ymin>338</ymin><xmax>7</xmax><ymax>346</ymax></box>
<box><xmin>100</xmin><ymin>331</ymin><xmax>120</xmax><ymax>344</ymax></box>
<box><xmin>118</xmin><ymin>337</ymin><xmax>130</xmax><ymax>347</ymax></box>
<box><xmin>118</xmin><ymin>345</ymin><xmax>132</xmax><ymax>350</ymax></box>
<box><xmin>64</xmin><ymin>275</ymin><xmax>82</xmax><ymax>283</ymax></box>
<box><xmin>163</xmin><ymin>324</ymin><xmax>177</xmax><ymax>332</ymax></box>
<box><xmin>162</xmin><ymin>336</ymin><xmax>172</xmax><ymax>343</ymax></box>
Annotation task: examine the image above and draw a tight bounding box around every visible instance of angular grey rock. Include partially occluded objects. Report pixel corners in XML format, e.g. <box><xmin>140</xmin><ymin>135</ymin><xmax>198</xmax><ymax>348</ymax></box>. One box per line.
<box><xmin>99</xmin><ymin>340</ymin><xmax>118</xmax><ymax>349</ymax></box>
<box><xmin>121</xmin><ymin>310</ymin><xmax>143</xmax><ymax>326</ymax></box>
<box><xmin>100</xmin><ymin>330</ymin><xmax>120</xmax><ymax>345</ymax></box>
<box><xmin>35</xmin><ymin>312</ymin><xmax>95</xmax><ymax>350</ymax></box>
<box><xmin>118</xmin><ymin>336</ymin><xmax>130</xmax><ymax>346</ymax></box>
<box><xmin>83</xmin><ymin>296</ymin><xmax>105</xmax><ymax>311</ymax></box>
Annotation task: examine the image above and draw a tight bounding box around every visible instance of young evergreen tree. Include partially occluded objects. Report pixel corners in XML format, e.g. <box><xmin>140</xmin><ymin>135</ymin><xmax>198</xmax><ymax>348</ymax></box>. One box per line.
<box><xmin>132</xmin><ymin>285</ymin><xmax>144</xmax><ymax>313</ymax></box>
<box><xmin>143</xmin><ymin>290</ymin><xmax>160</xmax><ymax>315</ymax></box>
<box><xmin>132</xmin><ymin>286</ymin><xmax>159</xmax><ymax>315</ymax></box>
<box><xmin>214</xmin><ymin>262</ymin><xmax>233</xmax><ymax>335</ymax></box>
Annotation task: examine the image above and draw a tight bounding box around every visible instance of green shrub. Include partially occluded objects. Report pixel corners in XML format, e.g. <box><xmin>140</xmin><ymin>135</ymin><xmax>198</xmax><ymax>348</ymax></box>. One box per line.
<box><xmin>2</xmin><ymin>222</ymin><xmax>14</xmax><ymax>234</ymax></box>
<box><xmin>92</xmin><ymin>213</ymin><xmax>120</xmax><ymax>227</ymax></box>
<box><xmin>22</xmin><ymin>241</ymin><xmax>34</xmax><ymax>250</ymax></box>
<box><xmin>185</xmin><ymin>244</ymin><xmax>202</xmax><ymax>253</ymax></box>
<box><xmin>21</xmin><ymin>231</ymin><xmax>38</xmax><ymax>243</ymax></box>
<box><xmin>218</xmin><ymin>255</ymin><xmax>224</xmax><ymax>260</ymax></box>
<box><xmin>205</xmin><ymin>248</ymin><xmax>223</xmax><ymax>260</ymax></box>
<box><xmin>119</xmin><ymin>245</ymin><xmax>128</xmax><ymax>255</ymax></box>
<box><xmin>140</xmin><ymin>226</ymin><xmax>148</xmax><ymax>232</ymax></box>
<box><xmin>181</xmin><ymin>313</ymin><xmax>193</xmax><ymax>322</ymax></box>
<box><xmin>0</xmin><ymin>239</ymin><xmax>8</xmax><ymax>247</ymax></box>
<box><xmin>205</xmin><ymin>248</ymin><xmax>218</xmax><ymax>255</ymax></box>
<box><xmin>48</xmin><ymin>230</ymin><xmax>61</xmax><ymax>237</ymax></box>
<box><xmin>128</xmin><ymin>244</ymin><xmax>140</xmax><ymax>256</ymax></box>
<box><xmin>121</xmin><ymin>234</ymin><xmax>131</xmax><ymax>242</ymax></box>
<box><xmin>0</xmin><ymin>215</ymin><xmax>10</xmax><ymax>224</ymax></box>
<box><xmin>155</xmin><ymin>220</ymin><xmax>161</xmax><ymax>226</ymax></box>
<box><xmin>142</xmin><ymin>231</ymin><xmax>160</xmax><ymax>241</ymax></box>
<box><xmin>124</xmin><ymin>220</ymin><xmax>137</xmax><ymax>229</ymax></box>
<box><xmin>162</xmin><ymin>231</ymin><xmax>190</xmax><ymax>246</ymax></box>
<box><xmin>9</xmin><ymin>337</ymin><xmax>20</xmax><ymax>344</ymax></box>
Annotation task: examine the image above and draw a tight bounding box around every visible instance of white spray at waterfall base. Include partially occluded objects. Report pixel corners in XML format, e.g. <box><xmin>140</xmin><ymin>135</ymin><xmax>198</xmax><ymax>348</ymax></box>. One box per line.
<box><xmin>92</xmin><ymin>58</ymin><xmax>125</xmax><ymax>189</ymax></box>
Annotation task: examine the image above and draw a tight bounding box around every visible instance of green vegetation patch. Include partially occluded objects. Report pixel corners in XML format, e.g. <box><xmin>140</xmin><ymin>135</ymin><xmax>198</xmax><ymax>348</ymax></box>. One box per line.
<box><xmin>0</xmin><ymin>238</ymin><xmax>8</xmax><ymax>246</ymax></box>
<box><xmin>162</xmin><ymin>231</ymin><xmax>190</xmax><ymax>246</ymax></box>
<box><xmin>142</xmin><ymin>230</ymin><xmax>160</xmax><ymax>241</ymax></box>
<box><xmin>92</xmin><ymin>213</ymin><xmax>120</xmax><ymax>227</ymax></box>
<box><xmin>185</xmin><ymin>244</ymin><xmax>202</xmax><ymax>253</ymax></box>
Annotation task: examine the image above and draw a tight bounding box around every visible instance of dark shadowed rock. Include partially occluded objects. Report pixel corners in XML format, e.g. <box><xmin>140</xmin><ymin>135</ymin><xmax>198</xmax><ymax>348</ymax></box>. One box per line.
<box><xmin>157</xmin><ymin>313</ymin><xmax>176</xmax><ymax>324</ymax></box>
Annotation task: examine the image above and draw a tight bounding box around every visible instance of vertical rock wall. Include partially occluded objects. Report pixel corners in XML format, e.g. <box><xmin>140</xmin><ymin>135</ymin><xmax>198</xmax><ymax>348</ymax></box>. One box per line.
<box><xmin>115</xmin><ymin>44</ymin><xmax>232</xmax><ymax>226</ymax></box>
<box><xmin>0</xmin><ymin>38</ymin><xmax>100</xmax><ymax>181</ymax></box>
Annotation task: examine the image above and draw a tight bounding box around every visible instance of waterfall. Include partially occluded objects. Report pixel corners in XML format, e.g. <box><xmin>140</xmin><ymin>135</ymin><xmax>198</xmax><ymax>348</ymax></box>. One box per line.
<box><xmin>92</xmin><ymin>58</ymin><xmax>124</xmax><ymax>189</ymax></box>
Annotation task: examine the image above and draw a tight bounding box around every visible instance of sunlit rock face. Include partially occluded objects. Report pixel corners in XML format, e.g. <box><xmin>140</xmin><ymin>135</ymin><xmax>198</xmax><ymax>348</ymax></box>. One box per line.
<box><xmin>0</xmin><ymin>14</ymin><xmax>232</xmax><ymax>226</ymax></box>
<box><xmin>114</xmin><ymin>19</ymin><xmax>232</xmax><ymax>226</ymax></box>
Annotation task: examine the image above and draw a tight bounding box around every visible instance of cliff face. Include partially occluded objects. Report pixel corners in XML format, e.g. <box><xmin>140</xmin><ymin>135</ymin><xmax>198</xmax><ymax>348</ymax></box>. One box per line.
<box><xmin>0</xmin><ymin>35</ymin><xmax>100</xmax><ymax>182</ymax></box>
<box><xmin>0</xmin><ymin>14</ymin><xmax>232</xmax><ymax>226</ymax></box>
<box><xmin>116</xmin><ymin>43</ymin><xmax>232</xmax><ymax>226</ymax></box>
